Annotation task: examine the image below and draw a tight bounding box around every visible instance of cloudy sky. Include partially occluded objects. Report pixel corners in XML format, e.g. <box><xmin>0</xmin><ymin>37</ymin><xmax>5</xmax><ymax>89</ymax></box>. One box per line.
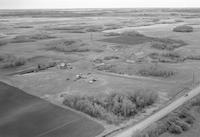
<box><xmin>0</xmin><ymin>0</ymin><xmax>200</xmax><ymax>9</ymax></box>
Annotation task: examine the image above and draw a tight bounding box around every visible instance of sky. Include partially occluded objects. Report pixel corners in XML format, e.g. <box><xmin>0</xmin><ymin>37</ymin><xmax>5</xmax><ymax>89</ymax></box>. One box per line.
<box><xmin>0</xmin><ymin>0</ymin><xmax>200</xmax><ymax>9</ymax></box>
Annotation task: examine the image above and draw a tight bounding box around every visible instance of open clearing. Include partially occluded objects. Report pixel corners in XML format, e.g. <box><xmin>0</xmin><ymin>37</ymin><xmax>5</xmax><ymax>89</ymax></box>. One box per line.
<box><xmin>0</xmin><ymin>82</ymin><xmax>104</xmax><ymax>137</ymax></box>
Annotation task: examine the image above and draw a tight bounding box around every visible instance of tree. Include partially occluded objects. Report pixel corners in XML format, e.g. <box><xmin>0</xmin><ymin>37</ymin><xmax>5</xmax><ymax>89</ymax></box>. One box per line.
<box><xmin>121</xmin><ymin>98</ymin><xmax>137</xmax><ymax>117</ymax></box>
<box><xmin>168</xmin><ymin>123</ymin><xmax>182</xmax><ymax>134</ymax></box>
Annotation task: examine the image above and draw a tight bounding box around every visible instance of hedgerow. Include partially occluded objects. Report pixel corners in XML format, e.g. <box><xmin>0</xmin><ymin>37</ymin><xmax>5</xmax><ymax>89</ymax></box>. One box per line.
<box><xmin>138</xmin><ymin>65</ymin><xmax>175</xmax><ymax>78</ymax></box>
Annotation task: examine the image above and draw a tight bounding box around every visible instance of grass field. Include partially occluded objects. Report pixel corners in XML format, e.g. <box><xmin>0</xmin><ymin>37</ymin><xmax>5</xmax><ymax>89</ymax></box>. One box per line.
<box><xmin>0</xmin><ymin>82</ymin><xmax>104</xmax><ymax>137</ymax></box>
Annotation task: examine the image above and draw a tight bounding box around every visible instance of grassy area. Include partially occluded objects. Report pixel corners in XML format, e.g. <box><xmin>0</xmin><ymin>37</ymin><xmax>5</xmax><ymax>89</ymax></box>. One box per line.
<box><xmin>11</xmin><ymin>33</ymin><xmax>56</xmax><ymax>43</ymax></box>
<box><xmin>48</xmin><ymin>26</ymin><xmax>86</xmax><ymax>33</ymax></box>
<box><xmin>49</xmin><ymin>45</ymin><xmax>90</xmax><ymax>52</ymax></box>
<box><xmin>0</xmin><ymin>41</ymin><xmax>8</xmax><ymax>46</ymax></box>
<box><xmin>47</xmin><ymin>39</ymin><xmax>96</xmax><ymax>53</ymax></box>
<box><xmin>63</xmin><ymin>91</ymin><xmax>158</xmax><ymax>124</ymax></box>
<box><xmin>101</xmin><ymin>31</ymin><xmax>152</xmax><ymax>45</ymax></box>
<box><xmin>85</xmin><ymin>25</ymin><xmax>104</xmax><ymax>32</ymax></box>
<box><xmin>48</xmin><ymin>25</ymin><xmax>103</xmax><ymax>33</ymax></box>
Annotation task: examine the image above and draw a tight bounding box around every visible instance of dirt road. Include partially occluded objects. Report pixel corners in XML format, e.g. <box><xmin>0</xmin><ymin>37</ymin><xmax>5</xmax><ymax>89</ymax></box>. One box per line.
<box><xmin>114</xmin><ymin>84</ymin><xmax>200</xmax><ymax>137</ymax></box>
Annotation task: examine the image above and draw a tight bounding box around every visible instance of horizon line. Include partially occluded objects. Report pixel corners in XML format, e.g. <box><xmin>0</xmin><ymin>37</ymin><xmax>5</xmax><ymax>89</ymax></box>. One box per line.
<box><xmin>0</xmin><ymin>7</ymin><xmax>200</xmax><ymax>10</ymax></box>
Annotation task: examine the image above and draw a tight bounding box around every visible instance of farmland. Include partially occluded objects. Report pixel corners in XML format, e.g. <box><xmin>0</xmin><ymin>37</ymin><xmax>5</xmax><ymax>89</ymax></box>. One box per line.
<box><xmin>1</xmin><ymin>8</ymin><xmax>200</xmax><ymax>137</ymax></box>
<box><xmin>0</xmin><ymin>82</ymin><xmax>104</xmax><ymax>137</ymax></box>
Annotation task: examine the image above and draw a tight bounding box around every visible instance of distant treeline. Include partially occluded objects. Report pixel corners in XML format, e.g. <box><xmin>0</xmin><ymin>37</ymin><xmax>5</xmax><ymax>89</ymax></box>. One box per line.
<box><xmin>0</xmin><ymin>8</ymin><xmax>199</xmax><ymax>18</ymax></box>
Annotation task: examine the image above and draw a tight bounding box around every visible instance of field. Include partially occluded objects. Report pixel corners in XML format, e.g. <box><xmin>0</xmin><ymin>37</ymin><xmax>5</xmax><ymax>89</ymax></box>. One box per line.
<box><xmin>0</xmin><ymin>82</ymin><xmax>104</xmax><ymax>137</ymax></box>
<box><xmin>1</xmin><ymin>8</ymin><xmax>200</xmax><ymax>137</ymax></box>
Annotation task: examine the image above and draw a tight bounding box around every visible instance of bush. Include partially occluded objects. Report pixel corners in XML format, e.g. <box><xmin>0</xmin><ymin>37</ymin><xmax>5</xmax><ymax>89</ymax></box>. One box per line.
<box><xmin>104</xmin><ymin>56</ymin><xmax>119</xmax><ymax>60</ymax></box>
<box><xmin>165</xmin><ymin>114</ymin><xmax>190</xmax><ymax>131</ymax></box>
<box><xmin>162</xmin><ymin>52</ymin><xmax>181</xmax><ymax>59</ymax></box>
<box><xmin>63</xmin><ymin>95</ymin><xmax>122</xmax><ymax>124</ymax></box>
<box><xmin>173</xmin><ymin>25</ymin><xmax>193</xmax><ymax>32</ymax></box>
<box><xmin>156</xmin><ymin>123</ymin><xmax>168</xmax><ymax>135</ymax></box>
<box><xmin>47</xmin><ymin>40</ymin><xmax>92</xmax><ymax>53</ymax></box>
<box><xmin>63</xmin><ymin>40</ymin><xmax>76</xmax><ymax>46</ymax></box>
<box><xmin>191</xmin><ymin>96</ymin><xmax>200</xmax><ymax>106</ymax></box>
<box><xmin>15</xmin><ymin>25</ymin><xmax>33</xmax><ymax>28</ymax></box>
<box><xmin>30</xmin><ymin>34</ymin><xmax>56</xmax><ymax>40</ymax></box>
<box><xmin>155</xmin><ymin>38</ymin><xmax>187</xmax><ymax>47</ymax></box>
<box><xmin>160</xmin><ymin>52</ymin><xmax>185</xmax><ymax>62</ymax></box>
<box><xmin>174</xmin><ymin>121</ymin><xmax>190</xmax><ymax>131</ymax></box>
<box><xmin>134</xmin><ymin>133</ymin><xmax>150</xmax><ymax>137</ymax></box>
<box><xmin>149</xmin><ymin>52</ymin><xmax>185</xmax><ymax>63</ymax></box>
<box><xmin>168</xmin><ymin>123</ymin><xmax>182</xmax><ymax>134</ymax></box>
<box><xmin>151</xmin><ymin>41</ymin><xmax>184</xmax><ymax>51</ymax></box>
<box><xmin>63</xmin><ymin>91</ymin><xmax>158</xmax><ymax>124</ymax></box>
<box><xmin>49</xmin><ymin>45</ymin><xmax>90</xmax><ymax>53</ymax></box>
<box><xmin>151</xmin><ymin>42</ymin><xmax>169</xmax><ymax>50</ymax></box>
<box><xmin>131</xmin><ymin>90</ymin><xmax>158</xmax><ymax>107</ymax></box>
<box><xmin>186</xmin><ymin>55</ymin><xmax>200</xmax><ymax>60</ymax></box>
<box><xmin>36</xmin><ymin>62</ymin><xmax>57</xmax><ymax>71</ymax></box>
<box><xmin>0</xmin><ymin>55</ymin><xmax>26</xmax><ymax>68</ymax></box>
<box><xmin>12</xmin><ymin>35</ymin><xmax>35</xmax><ymax>43</ymax></box>
<box><xmin>184</xmin><ymin>116</ymin><xmax>194</xmax><ymax>125</ymax></box>
<box><xmin>138</xmin><ymin>65</ymin><xmax>175</xmax><ymax>78</ymax></box>
<box><xmin>93</xmin><ymin>58</ymin><xmax>103</xmax><ymax>64</ymax></box>
<box><xmin>104</xmin><ymin>24</ymin><xmax>121</xmax><ymax>30</ymax></box>
<box><xmin>95</xmin><ymin>64</ymin><xmax>116</xmax><ymax>72</ymax></box>
<box><xmin>132</xmin><ymin>97</ymin><xmax>198</xmax><ymax>137</ymax></box>
<box><xmin>147</xmin><ymin>129</ymin><xmax>159</xmax><ymax>137</ymax></box>
<box><xmin>121</xmin><ymin>31</ymin><xmax>145</xmax><ymax>37</ymax></box>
